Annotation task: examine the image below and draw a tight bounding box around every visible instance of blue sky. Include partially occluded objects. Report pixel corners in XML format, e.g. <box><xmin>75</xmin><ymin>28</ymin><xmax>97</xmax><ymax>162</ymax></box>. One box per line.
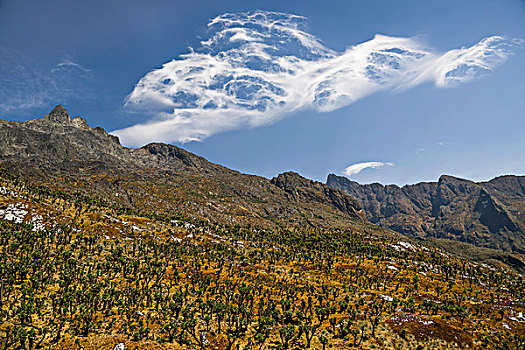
<box><xmin>1</xmin><ymin>0</ymin><xmax>524</xmax><ymax>185</ymax></box>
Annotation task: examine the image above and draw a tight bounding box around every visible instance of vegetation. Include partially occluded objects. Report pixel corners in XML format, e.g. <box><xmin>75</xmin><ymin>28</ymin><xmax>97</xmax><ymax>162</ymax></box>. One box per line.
<box><xmin>0</xmin><ymin>175</ymin><xmax>524</xmax><ymax>349</ymax></box>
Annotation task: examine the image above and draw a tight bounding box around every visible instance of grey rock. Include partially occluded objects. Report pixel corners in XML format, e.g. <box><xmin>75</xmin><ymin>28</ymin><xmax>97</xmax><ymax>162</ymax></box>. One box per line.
<box><xmin>327</xmin><ymin>173</ymin><xmax>525</xmax><ymax>253</ymax></box>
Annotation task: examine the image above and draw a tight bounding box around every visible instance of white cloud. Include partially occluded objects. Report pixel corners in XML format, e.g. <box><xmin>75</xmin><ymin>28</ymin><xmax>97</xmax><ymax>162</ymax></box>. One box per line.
<box><xmin>112</xmin><ymin>10</ymin><xmax>521</xmax><ymax>146</ymax></box>
<box><xmin>51</xmin><ymin>59</ymin><xmax>92</xmax><ymax>73</ymax></box>
<box><xmin>344</xmin><ymin>161</ymin><xmax>394</xmax><ymax>176</ymax></box>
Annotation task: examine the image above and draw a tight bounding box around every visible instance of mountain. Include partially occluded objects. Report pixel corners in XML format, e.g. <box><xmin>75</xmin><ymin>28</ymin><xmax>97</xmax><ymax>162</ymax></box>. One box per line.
<box><xmin>2</xmin><ymin>107</ymin><xmax>525</xmax><ymax>350</ymax></box>
<box><xmin>0</xmin><ymin>106</ymin><xmax>367</xmax><ymax>229</ymax></box>
<box><xmin>2</xmin><ymin>166</ymin><xmax>523</xmax><ymax>350</ymax></box>
<box><xmin>327</xmin><ymin>173</ymin><xmax>525</xmax><ymax>253</ymax></box>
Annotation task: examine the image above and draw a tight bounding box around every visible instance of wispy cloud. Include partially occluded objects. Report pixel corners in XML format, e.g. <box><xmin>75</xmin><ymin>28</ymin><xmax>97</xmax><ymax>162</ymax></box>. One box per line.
<box><xmin>51</xmin><ymin>58</ymin><xmax>92</xmax><ymax>73</ymax></box>
<box><xmin>113</xmin><ymin>11</ymin><xmax>521</xmax><ymax>146</ymax></box>
<box><xmin>344</xmin><ymin>161</ymin><xmax>394</xmax><ymax>177</ymax></box>
<box><xmin>0</xmin><ymin>47</ymin><xmax>95</xmax><ymax>114</ymax></box>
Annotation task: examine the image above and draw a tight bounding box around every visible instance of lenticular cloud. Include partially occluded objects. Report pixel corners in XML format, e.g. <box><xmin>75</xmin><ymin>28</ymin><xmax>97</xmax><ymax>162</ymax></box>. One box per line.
<box><xmin>113</xmin><ymin>11</ymin><xmax>518</xmax><ymax>146</ymax></box>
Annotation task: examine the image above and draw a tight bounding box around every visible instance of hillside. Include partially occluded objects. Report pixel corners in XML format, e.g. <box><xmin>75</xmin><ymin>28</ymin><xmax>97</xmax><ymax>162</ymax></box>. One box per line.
<box><xmin>0</xmin><ymin>106</ymin><xmax>365</xmax><ymax>229</ymax></box>
<box><xmin>327</xmin><ymin>174</ymin><xmax>525</xmax><ymax>254</ymax></box>
<box><xmin>0</xmin><ymin>173</ymin><xmax>524</xmax><ymax>349</ymax></box>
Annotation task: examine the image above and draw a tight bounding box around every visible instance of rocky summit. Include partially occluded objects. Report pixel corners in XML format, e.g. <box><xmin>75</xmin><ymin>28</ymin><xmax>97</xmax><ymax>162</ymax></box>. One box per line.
<box><xmin>327</xmin><ymin>173</ymin><xmax>525</xmax><ymax>254</ymax></box>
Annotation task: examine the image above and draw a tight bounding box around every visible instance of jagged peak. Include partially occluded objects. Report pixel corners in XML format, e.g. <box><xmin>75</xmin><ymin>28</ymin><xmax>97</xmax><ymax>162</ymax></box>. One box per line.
<box><xmin>326</xmin><ymin>173</ymin><xmax>360</xmax><ymax>186</ymax></box>
<box><xmin>37</xmin><ymin>106</ymin><xmax>122</xmax><ymax>145</ymax></box>
<box><xmin>71</xmin><ymin>116</ymin><xmax>89</xmax><ymax>129</ymax></box>
<box><xmin>437</xmin><ymin>174</ymin><xmax>472</xmax><ymax>184</ymax></box>
<box><xmin>275</xmin><ymin>171</ymin><xmax>303</xmax><ymax>179</ymax></box>
<box><xmin>45</xmin><ymin>105</ymin><xmax>71</xmax><ymax>124</ymax></box>
<box><xmin>327</xmin><ymin>173</ymin><xmax>343</xmax><ymax>181</ymax></box>
<box><xmin>271</xmin><ymin>171</ymin><xmax>314</xmax><ymax>187</ymax></box>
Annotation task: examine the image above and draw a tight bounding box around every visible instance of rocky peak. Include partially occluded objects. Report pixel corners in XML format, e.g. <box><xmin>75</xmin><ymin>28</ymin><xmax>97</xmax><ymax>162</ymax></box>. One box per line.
<box><xmin>0</xmin><ymin>105</ymin><xmax>126</xmax><ymax>162</ymax></box>
<box><xmin>327</xmin><ymin>173</ymin><xmax>358</xmax><ymax>187</ymax></box>
<box><xmin>142</xmin><ymin>143</ymin><xmax>198</xmax><ymax>167</ymax></box>
<box><xmin>271</xmin><ymin>171</ymin><xmax>311</xmax><ymax>192</ymax></box>
<box><xmin>45</xmin><ymin>105</ymin><xmax>71</xmax><ymax>124</ymax></box>
<box><xmin>71</xmin><ymin>116</ymin><xmax>89</xmax><ymax>129</ymax></box>
<box><xmin>272</xmin><ymin>172</ymin><xmax>365</xmax><ymax>221</ymax></box>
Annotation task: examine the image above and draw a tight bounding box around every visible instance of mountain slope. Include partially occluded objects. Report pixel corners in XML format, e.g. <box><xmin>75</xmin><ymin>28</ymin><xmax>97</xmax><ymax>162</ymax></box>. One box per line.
<box><xmin>2</xmin><ymin>170</ymin><xmax>524</xmax><ymax>350</ymax></box>
<box><xmin>0</xmin><ymin>106</ymin><xmax>367</xmax><ymax>229</ymax></box>
<box><xmin>327</xmin><ymin>173</ymin><xmax>525</xmax><ymax>253</ymax></box>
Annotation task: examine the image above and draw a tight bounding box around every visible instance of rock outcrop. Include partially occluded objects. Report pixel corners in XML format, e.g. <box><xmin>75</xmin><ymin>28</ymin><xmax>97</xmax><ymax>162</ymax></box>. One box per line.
<box><xmin>271</xmin><ymin>172</ymin><xmax>365</xmax><ymax>221</ymax></box>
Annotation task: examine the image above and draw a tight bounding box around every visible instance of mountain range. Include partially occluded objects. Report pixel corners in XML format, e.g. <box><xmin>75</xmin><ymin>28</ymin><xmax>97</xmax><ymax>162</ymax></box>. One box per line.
<box><xmin>1</xmin><ymin>105</ymin><xmax>524</xmax><ymax>261</ymax></box>
<box><xmin>327</xmin><ymin>173</ymin><xmax>525</xmax><ymax>254</ymax></box>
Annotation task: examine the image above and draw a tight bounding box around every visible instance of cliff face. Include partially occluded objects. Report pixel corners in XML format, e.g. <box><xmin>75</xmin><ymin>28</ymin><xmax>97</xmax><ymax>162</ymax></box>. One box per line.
<box><xmin>0</xmin><ymin>106</ymin><xmax>366</xmax><ymax>228</ymax></box>
<box><xmin>271</xmin><ymin>172</ymin><xmax>366</xmax><ymax>221</ymax></box>
<box><xmin>327</xmin><ymin>173</ymin><xmax>525</xmax><ymax>253</ymax></box>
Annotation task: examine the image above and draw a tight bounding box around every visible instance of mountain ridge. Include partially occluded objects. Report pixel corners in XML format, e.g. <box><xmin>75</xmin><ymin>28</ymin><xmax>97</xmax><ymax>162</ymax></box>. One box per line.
<box><xmin>327</xmin><ymin>173</ymin><xmax>525</xmax><ymax>254</ymax></box>
<box><xmin>3</xmin><ymin>105</ymin><xmax>524</xmax><ymax>261</ymax></box>
<box><xmin>0</xmin><ymin>106</ymin><xmax>369</xmax><ymax>230</ymax></box>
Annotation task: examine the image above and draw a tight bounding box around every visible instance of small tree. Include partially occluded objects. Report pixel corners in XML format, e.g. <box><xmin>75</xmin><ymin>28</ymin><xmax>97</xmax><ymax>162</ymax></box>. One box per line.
<box><xmin>318</xmin><ymin>331</ymin><xmax>329</xmax><ymax>350</ymax></box>
<box><xmin>279</xmin><ymin>325</ymin><xmax>295</xmax><ymax>349</ymax></box>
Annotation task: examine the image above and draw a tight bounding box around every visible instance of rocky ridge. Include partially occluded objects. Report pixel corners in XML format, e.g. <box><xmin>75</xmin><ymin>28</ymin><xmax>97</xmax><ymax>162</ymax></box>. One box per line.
<box><xmin>327</xmin><ymin>173</ymin><xmax>525</xmax><ymax>253</ymax></box>
<box><xmin>0</xmin><ymin>106</ymin><xmax>367</xmax><ymax>229</ymax></box>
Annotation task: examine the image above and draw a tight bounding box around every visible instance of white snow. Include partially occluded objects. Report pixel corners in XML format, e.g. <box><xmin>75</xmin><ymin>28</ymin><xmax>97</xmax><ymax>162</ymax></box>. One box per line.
<box><xmin>380</xmin><ymin>294</ymin><xmax>394</xmax><ymax>302</ymax></box>
<box><xmin>113</xmin><ymin>343</ymin><xmax>125</xmax><ymax>350</ymax></box>
<box><xmin>0</xmin><ymin>203</ymin><xmax>28</xmax><ymax>223</ymax></box>
<box><xmin>29</xmin><ymin>214</ymin><xmax>45</xmax><ymax>231</ymax></box>
<box><xmin>509</xmin><ymin>312</ymin><xmax>524</xmax><ymax>322</ymax></box>
<box><xmin>202</xmin><ymin>331</ymin><xmax>210</xmax><ymax>345</ymax></box>
<box><xmin>397</xmin><ymin>241</ymin><xmax>415</xmax><ymax>250</ymax></box>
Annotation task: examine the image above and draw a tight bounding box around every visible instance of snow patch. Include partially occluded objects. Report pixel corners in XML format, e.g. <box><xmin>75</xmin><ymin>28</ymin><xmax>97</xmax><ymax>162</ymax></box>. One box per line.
<box><xmin>397</xmin><ymin>241</ymin><xmax>415</xmax><ymax>250</ymax></box>
<box><xmin>380</xmin><ymin>294</ymin><xmax>394</xmax><ymax>302</ymax></box>
<box><xmin>0</xmin><ymin>203</ymin><xmax>28</xmax><ymax>223</ymax></box>
<box><xmin>113</xmin><ymin>343</ymin><xmax>125</xmax><ymax>350</ymax></box>
<box><xmin>29</xmin><ymin>214</ymin><xmax>45</xmax><ymax>231</ymax></box>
